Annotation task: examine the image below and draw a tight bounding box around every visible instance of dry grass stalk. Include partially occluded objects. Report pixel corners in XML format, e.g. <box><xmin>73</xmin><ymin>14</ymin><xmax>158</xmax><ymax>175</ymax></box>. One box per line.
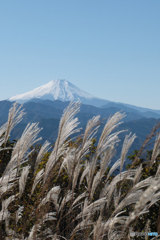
<box><xmin>0</xmin><ymin>101</ymin><xmax>160</xmax><ymax>240</ymax></box>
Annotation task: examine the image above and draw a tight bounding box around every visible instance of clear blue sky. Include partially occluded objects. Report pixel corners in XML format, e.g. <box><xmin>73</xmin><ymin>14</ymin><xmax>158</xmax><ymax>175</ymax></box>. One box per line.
<box><xmin>0</xmin><ymin>0</ymin><xmax>160</xmax><ymax>109</ymax></box>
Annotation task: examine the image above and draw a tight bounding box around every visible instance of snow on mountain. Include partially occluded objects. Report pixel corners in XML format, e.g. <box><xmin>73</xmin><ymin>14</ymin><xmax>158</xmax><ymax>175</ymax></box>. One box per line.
<box><xmin>9</xmin><ymin>79</ymin><xmax>93</xmax><ymax>101</ymax></box>
<box><xmin>8</xmin><ymin>79</ymin><xmax>160</xmax><ymax>115</ymax></box>
<box><xmin>9</xmin><ymin>79</ymin><xmax>110</xmax><ymax>107</ymax></box>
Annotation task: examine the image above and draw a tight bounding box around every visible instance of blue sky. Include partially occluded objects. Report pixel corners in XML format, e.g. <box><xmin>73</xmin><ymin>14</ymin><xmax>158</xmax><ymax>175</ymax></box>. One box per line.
<box><xmin>0</xmin><ymin>0</ymin><xmax>160</xmax><ymax>109</ymax></box>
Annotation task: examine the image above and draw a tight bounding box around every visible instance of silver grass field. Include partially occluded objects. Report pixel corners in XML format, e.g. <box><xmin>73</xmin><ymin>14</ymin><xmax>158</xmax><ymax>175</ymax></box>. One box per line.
<box><xmin>0</xmin><ymin>102</ymin><xmax>160</xmax><ymax>240</ymax></box>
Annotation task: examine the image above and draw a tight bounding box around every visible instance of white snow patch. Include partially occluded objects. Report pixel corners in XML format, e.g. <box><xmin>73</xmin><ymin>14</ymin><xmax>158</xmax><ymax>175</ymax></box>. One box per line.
<box><xmin>9</xmin><ymin>79</ymin><xmax>96</xmax><ymax>102</ymax></box>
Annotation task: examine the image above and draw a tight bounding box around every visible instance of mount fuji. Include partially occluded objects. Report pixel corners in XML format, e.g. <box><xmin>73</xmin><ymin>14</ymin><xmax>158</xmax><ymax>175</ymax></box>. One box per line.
<box><xmin>3</xmin><ymin>79</ymin><xmax>160</xmax><ymax>160</ymax></box>
<box><xmin>8</xmin><ymin>79</ymin><xmax>160</xmax><ymax>115</ymax></box>
<box><xmin>9</xmin><ymin>79</ymin><xmax>110</xmax><ymax>107</ymax></box>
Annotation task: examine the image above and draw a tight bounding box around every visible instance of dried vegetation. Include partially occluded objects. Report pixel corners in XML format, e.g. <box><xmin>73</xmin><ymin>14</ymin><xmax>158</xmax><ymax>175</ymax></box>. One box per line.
<box><xmin>0</xmin><ymin>102</ymin><xmax>160</xmax><ymax>239</ymax></box>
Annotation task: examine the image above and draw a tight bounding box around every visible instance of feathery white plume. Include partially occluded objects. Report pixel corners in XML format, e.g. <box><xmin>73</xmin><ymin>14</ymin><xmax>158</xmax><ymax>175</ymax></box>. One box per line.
<box><xmin>42</xmin><ymin>212</ymin><xmax>57</xmax><ymax>223</ymax></box>
<box><xmin>124</xmin><ymin>180</ymin><xmax>160</xmax><ymax>229</ymax></box>
<box><xmin>44</xmin><ymin>102</ymin><xmax>81</xmax><ymax>183</ymax></box>
<box><xmin>133</xmin><ymin>164</ymin><xmax>142</xmax><ymax>185</ymax></box>
<box><xmin>72</xmin><ymin>191</ymin><xmax>88</xmax><ymax>207</ymax></box>
<box><xmin>4</xmin><ymin>122</ymin><xmax>42</xmax><ymax>175</ymax></box>
<box><xmin>79</xmin><ymin>161</ymin><xmax>90</xmax><ymax>186</ymax></box>
<box><xmin>39</xmin><ymin>186</ymin><xmax>60</xmax><ymax>210</ymax></box>
<box><xmin>0</xmin><ymin>169</ymin><xmax>18</xmax><ymax>196</ymax></box>
<box><xmin>0</xmin><ymin>210</ymin><xmax>10</xmax><ymax>222</ymax></box>
<box><xmin>27</xmin><ymin>224</ymin><xmax>40</xmax><ymax>240</ymax></box>
<box><xmin>156</xmin><ymin>164</ymin><xmax>160</xmax><ymax>177</ymax></box>
<box><xmin>120</xmin><ymin>133</ymin><xmax>136</xmax><ymax>173</ymax></box>
<box><xmin>0</xmin><ymin>123</ymin><xmax>7</xmax><ymax>147</ymax></box>
<box><xmin>2</xmin><ymin>195</ymin><xmax>15</xmax><ymax>211</ymax></box>
<box><xmin>86</xmin><ymin>112</ymin><xmax>125</xmax><ymax>193</ymax></box>
<box><xmin>19</xmin><ymin>166</ymin><xmax>30</xmax><ymax>198</ymax></box>
<box><xmin>4</xmin><ymin>102</ymin><xmax>25</xmax><ymax>146</ymax></box>
<box><xmin>71</xmin><ymin>219</ymin><xmax>93</xmax><ymax>235</ymax></box>
<box><xmin>16</xmin><ymin>206</ymin><xmax>24</xmax><ymax>224</ymax></box>
<box><xmin>96</xmin><ymin>112</ymin><xmax>125</xmax><ymax>158</ymax></box>
<box><xmin>58</xmin><ymin>190</ymin><xmax>73</xmax><ymax>212</ymax></box>
<box><xmin>113</xmin><ymin>190</ymin><xmax>143</xmax><ymax>216</ymax></box>
<box><xmin>31</xmin><ymin>169</ymin><xmax>44</xmax><ymax>195</ymax></box>
<box><xmin>100</xmin><ymin>170</ymin><xmax>136</xmax><ymax>200</ymax></box>
<box><xmin>76</xmin><ymin>197</ymin><xmax>107</xmax><ymax>220</ymax></box>
<box><xmin>151</xmin><ymin>133</ymin><xmax>160</xmax><ymax>166</ymax></box>
<box><xmin>34</xmin><ymin>140</ymin><xmax>51</xmax><ymax>174</ymax></box>
<box><xmin>72</xmin><ymin>115</ymin><xmax>101</xmax><ymax>190</ymax></box>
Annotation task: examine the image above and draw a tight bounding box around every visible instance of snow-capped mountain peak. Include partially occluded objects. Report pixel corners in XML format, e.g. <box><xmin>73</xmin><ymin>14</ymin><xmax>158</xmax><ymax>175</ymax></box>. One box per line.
<box><xmin>9</xmin><ymin>79</ymin><xmax>96</xmax><ymax>103</ymax></box>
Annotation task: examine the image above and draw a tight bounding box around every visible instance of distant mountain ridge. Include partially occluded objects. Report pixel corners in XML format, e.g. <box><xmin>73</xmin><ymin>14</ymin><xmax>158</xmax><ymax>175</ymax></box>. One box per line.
<box><xmin>9</xmin><ymin>79</ymin><xmax>110</xmax><ymax>107</ymax></box>
<box><xmin>0</xmin><ymin>99</ymin><xmax>160</xmax><ymax>167</ymax></box>
<box><xmin>2</xmin><ymin>78</ymin><xmax>160</xmax><ymax>166</ymax></box>
<box><xmin>9</xmin><ymin>79</ymin><xmax>160</xmax><ymax>115</ymax></box>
